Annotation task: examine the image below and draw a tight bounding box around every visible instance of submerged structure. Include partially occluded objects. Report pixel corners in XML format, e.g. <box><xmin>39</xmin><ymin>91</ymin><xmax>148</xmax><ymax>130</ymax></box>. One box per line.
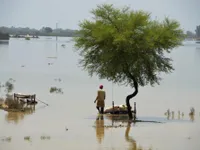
<box><xmin>0</xmin><ymin>93</ymin><xmax>37</xmax><ymax>112</ymax></box>
<box><xmin>14</xmin><ymin>93</ymin><xmax>37</xmax><ymax>104</ymax></box>
<box><xmin>104</xmin><ymin>104</ymin><xmax>133</xmax><ymax>114</ymax></box>
<box><xmin>104</xmin><ymin>102</ymin><xmax>137</xmax><ymax>120</ymax></box>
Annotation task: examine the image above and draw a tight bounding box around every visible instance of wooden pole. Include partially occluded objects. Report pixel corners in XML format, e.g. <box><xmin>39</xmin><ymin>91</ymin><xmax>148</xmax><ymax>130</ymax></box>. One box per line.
<box><xmin>36</xmin><ymin>98</ymin><xmax>49</xmax><ymax>106</ymax></box>
<box><xmin>133</xmin><ymin>102</ymin><xmax>137</xmax><ymax>121</ymax></box>
<box><xmin>34</xmin><ymin>94</ymin><xmax>36</xmax><ymax>103</ymax></box>
<box><xmin>112</xmin><ymin>101</ymin><xmax>114</xmax><ymax>114</ymax></box>
<box><xmin>56</xmin><ymin>23</ymin><xmax>58</xmax><ymax>41</ymax></box>
<box><xmin>112</xmin><ymin>82</ymin><xmax>114</xmax><ymax>114</ymax></box>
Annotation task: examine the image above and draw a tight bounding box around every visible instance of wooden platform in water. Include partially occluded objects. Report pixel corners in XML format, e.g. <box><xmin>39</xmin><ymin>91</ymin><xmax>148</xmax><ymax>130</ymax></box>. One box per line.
<box><xmin>13</xmin><ymin>93</ymin><xmax>37</xmax><ymax>104</ymax></box>
<box><xmin>14</xmin><ymin>93</ymin><xmax>35</xmax><ymax>99</ymax></box>
<box><xmin>104</xmin><ymin>105</ymin><xmax>134</xmax><ymax>114</ymax></box>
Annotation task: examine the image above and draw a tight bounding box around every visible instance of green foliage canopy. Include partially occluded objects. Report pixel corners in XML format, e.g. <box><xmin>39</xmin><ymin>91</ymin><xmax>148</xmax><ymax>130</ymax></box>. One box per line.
<box><xmin>74</xmin><ymin>4</ymin><xmax>185</xmax><ymax>88</ymax></box>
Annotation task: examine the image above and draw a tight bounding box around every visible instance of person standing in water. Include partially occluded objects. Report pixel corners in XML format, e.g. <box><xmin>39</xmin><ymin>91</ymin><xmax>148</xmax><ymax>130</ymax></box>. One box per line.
<box><xmin>94</xmin><ymin>85</ymin><xmax>106</xmax><ymax>114</ymax></box>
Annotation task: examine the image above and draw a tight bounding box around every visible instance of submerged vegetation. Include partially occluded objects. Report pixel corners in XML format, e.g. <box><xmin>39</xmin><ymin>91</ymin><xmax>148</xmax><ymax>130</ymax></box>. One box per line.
<box><xmin>1</xmin><ymin>135</ymin><xmax>51</xmax><ymax>143</ymax></box>
<box><xmin>4</xmin><ymin>81</ymin><xmax>14</xmax><ymax>93</ymax></box>
<box><xmin>0</xmin><ymin>78</ymin><xmax>36</xmax><ymax>113</ymax></box>
<box><xmin>189</xmin><ymin>107</ymin><xmax>195</xmax><ymax>116</ymax></box>
<box><xmin>0</xmin><ymin>79</ymin><xmax>17</xmax><ymax>110</ymax></box>
<box><xmin>164</xmin><ymin>108</ymin><xmax>196</xmax><ymax>121</ymax></box>
<box><xmin>49</xmin><ymin>78</ymin><xmax>63</xmax><ymax>94</ymax></box>
<box><xmin>40</xmin><ymin>135</ymin><xmax>51</xmax><ymax>140</ymax></box>
<box><xmin>24</xmin><ymin>136</ymin><xmax>31</xmax><ymax>142</ymax></box>
<box><xmin>1</xmin><ymin>137</ymin><xmax>12</xmax><ymax>142</ymax></box>
<box><xmin>0</xmin><ymin>78</ymin><xmax>15</xmax><ymax>94</ymax></box>
<box><xmin>49</xmin><ymin>87</ymin><xmax>63</xmax><ymax>94</ymax></box>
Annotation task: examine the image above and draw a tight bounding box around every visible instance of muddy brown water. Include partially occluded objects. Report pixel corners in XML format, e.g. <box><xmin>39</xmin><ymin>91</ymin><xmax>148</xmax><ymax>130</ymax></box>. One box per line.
<box><xmin>0</xmin><ymin>38</ymin><xmax>200</xmax><ymax>150</ymax></box>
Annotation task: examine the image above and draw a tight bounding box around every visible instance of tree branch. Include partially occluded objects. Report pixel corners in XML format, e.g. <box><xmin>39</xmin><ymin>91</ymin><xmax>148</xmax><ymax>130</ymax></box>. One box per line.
<box><xmin>103</xmin><ymin>11</ymin><xmax>120</xmax><ymax>32</ymax></box>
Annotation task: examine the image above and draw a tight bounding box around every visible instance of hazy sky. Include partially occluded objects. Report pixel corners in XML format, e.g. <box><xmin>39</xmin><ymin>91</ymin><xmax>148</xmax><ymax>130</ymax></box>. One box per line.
<box><xmin>0</xmin><ymin>0</ymin><xmax>199</xmax><ymax>32</ymax></box>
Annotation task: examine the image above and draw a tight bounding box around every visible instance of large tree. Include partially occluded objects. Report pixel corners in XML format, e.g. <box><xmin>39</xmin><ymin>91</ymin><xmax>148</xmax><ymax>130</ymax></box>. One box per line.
<box><xmin>74</xmin><ymin>4</ymin><xmax>185</xmax><ymax>119</ymax></box>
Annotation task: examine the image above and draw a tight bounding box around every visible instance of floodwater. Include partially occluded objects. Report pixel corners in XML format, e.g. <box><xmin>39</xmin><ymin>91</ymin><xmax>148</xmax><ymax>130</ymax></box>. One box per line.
<box><xmin>0</xmin><ymin>37</ymin><xmax>200</xmax><ymax>150</ymax></box>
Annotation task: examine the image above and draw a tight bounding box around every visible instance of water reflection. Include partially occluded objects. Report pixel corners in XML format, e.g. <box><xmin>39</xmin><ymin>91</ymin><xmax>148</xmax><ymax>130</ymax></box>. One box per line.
<box><xmin>5</xmin><ymin>104</ymin><xmax>35</xmax><ymax>124</ymax></box>
<box><xmin>0</xmin><ymin>40</ymin><xmax>9</xmax><ymax>45</ymax></box>
<box><xmin>195</xmin><ymin>48</ymin><xmax>200</xmax><ymax>64</ymax></box>
<box><xmin>171</xmin><ymin>111</ymin><xmax>175</xmax><ymax>120</ymax></box>
<box><xmin>95</xmin><ymin>115</ymin><xmax>105</xmax><ymax>144</ymax></box>
<box><xmin>1</xmin><ymin>136</ymin><xmax>12</xmax><ymax>142</ymax></box>
<box><xmin>189</xmin><ymin>114</ymin><xmax>195</xmax><ymax>122</ymax></box>
<box><xmin>125</xmin><ymin>122</ymin><xmax>137</xmax><ymax>150</ymax></box>
<box><xmin>95</xmin><ymin>115</ymin><xmax>152</xmax><ymax>150</ymax></box>
<box><xmin>105</xmin><ymin>114</ymin><xmax>129</xmax><ymax>125</ymax></box>
<box><xmin>165</xmin><ymin>110</ymin><xmax>185</xmax><ymax>120</ymax></box>
<box><xmin>125</xmin><ymin>121</ymin><xmax>153</xmax><ymax>150</ymax></box>
<box><xmin>178</xmin><ymin>111</ymin><xmax>181</xmax><ymax>120</ymax></box>
<box><xmin>189</xmin><ymin>107</ymin><xmax>195</xmax><ymax>122</ymax></box>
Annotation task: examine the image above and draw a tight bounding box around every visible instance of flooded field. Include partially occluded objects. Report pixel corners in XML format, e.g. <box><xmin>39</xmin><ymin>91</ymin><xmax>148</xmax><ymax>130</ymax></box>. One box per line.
<box><xmin>0</xmin><ymin>37</ymin><xmax>200</xmax><ymax>150</ymax></box>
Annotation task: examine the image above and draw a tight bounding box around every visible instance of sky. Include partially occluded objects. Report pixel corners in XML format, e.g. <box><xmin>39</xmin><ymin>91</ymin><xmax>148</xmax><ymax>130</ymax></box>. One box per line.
<box><xmin>0</xmin><ymin>0</ymin><xmax>199</xmax><ymax>32</ymax></box>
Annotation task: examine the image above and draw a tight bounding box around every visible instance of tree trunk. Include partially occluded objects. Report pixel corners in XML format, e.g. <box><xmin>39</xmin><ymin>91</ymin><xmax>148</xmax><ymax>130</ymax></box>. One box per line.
<box><xmin>126</xmin><ymin>80</ymin><xmax>138</xmax><ymax>120</ymax></box>
<box><xmin>122</xmin><ymin>60</ymin><xmax>139</xmax><ymax>120</ymax></box>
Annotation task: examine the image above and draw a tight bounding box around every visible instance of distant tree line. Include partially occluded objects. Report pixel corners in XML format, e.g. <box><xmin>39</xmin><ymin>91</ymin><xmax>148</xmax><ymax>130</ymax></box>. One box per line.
<box><xmin>186</xmin><ymin>25</ymin><xmax>200</xmax><ymax>39</ymax></box>
<box><xmin>0</xmin><ymin>32</ymin><xmax>9</xmax><ymax>40</ymax></box>
<box><xmin>0</xmin><ymin>26</ymin><xmax>79</xmax><ymax>37</ymax></box>
<box><xmin>1</xmin><ymin>25</ymin><xmax>200</xmax><ymax>39</ymax></box>
<box><xmin>195</xmin><ymin>25</ymin><xmax>200</xmax><ymax>38</ymax></box>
